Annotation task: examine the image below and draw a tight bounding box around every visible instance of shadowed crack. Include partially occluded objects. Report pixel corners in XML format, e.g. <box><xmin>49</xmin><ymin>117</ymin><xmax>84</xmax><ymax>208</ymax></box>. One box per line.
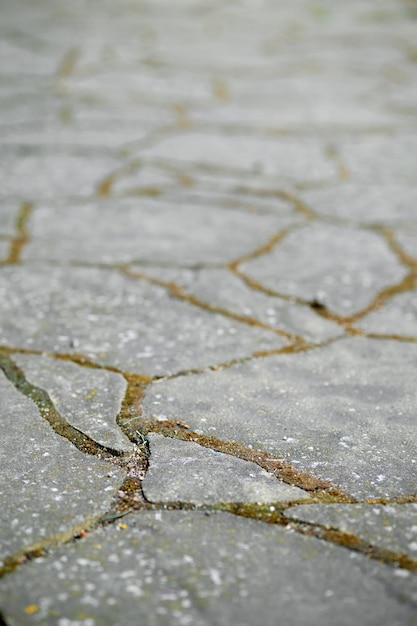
<box><xmin>0</xmin><ymin>351</ymin><xmax>123</xmax><ymax>459</ymax></box>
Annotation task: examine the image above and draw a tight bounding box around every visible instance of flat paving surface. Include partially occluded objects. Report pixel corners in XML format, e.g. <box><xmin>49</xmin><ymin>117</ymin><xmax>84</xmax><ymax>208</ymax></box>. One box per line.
<box><xmin>1</xmin><ymin>0</ymin><xmax>417</xmax><ymax>624</ymax></box>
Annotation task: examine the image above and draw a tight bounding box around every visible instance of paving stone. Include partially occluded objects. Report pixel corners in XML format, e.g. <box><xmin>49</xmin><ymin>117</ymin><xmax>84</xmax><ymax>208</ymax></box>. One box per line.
<box><xmin>13</xmin><ymin>354</ymin><xmax>131</xmax><ymax>453</ymax></box>
<box><xmin>0</xmin><ymin>371</ymin><xmax>124</xmax><ymax>561</ymax></box>
<box><xmin>0</xmin><ymin>149</ymin><xmax>120</xmax><ymax>200</ymax></box>
<box><xmin>1</xmin><ymin>510</ymin><xmax>416</xmax><ymax>626</ymax></box>
<box><xmin>300</xmin><ymin>184</ymin><xmax>417</xmax><ymax>226</ymax></box>
<box><xmin>142</xmin><ymin>266</ymin><xmax>342</xmax><ymax>343</ymax></box>
<box><xmin>142</xmin><ymin>337</ymin><xmax>417</xmax><ymax>499</ymax></box>
<box><xmin>358</xmin><ymin>291</ymin><xmax>417</xmax><ymax>337</ymax></box>
<box><xmin>286</xmin><ymin>503</ymin><xmax>417</xmax><ymax>558</ymax></box>
<box><xmin>23</xmin><ymin>197</ymin><xmax>297</xmax><ymax>265</ymax></box>
<box><xmin>144</xmin><ymin>132</ymin><xmax>337</xmax><ymax>183</ymax></box>
<box><xmin>0</xmin><ymin>265</ymin><xmax>285</xmax><ymax>376</ymax></box>
<box><xmin>241</xmin><ymin>222</ymin><xmax>407</xmax><ymax>317</ymax></box>
<box><xmin>143</xmin><ymin>434</ymin><xmax>309</xmax><ymax>505</ymax></box>
<box><xmin>339</xmin><ymin>135</ymin><xmax>417</xmax><ymax>184</ymax></box>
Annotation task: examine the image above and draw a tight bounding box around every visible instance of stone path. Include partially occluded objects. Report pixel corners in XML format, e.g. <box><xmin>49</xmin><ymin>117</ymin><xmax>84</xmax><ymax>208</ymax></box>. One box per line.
<box><xmin>1</xmin><ymin>0</ymin><xmax>417</xmax><ymax>624</ymax></box>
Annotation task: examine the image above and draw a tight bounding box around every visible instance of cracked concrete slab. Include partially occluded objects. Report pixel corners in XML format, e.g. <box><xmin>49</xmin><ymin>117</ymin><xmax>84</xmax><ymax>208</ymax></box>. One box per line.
<box><xmin>0</xmin><ymin>150</ymin><xmax>120</xmax><ymax>200</ymax></box>
<box><xmin>143</xmin><ymin>132</ymin><xmax>337</xmax><ymax>183</ymax></box>
<box><xmin>0</xmin><ymin>371</ymin><xmax>124</xmax><ymax>561</ymax></box>
<box><xmin>358</xmin><ymin>291</ymin><xmax>417</xmax><ymax>337</ymax></box>
<box><xmin>0</xmin><ymin>265</ymin><xmax>286</xmax><ymax>375</ymax></box>
<box><xmin>241</xmin><ymin>223</ymin><xmax>407</xmax><ymax>317</ymax></box>
<box><xmin>1</xmin><ymin>511</ymin><xmax>416</xmax><ymax>626</ymax></box>
<box><xmin>12</xmin><ymin>353</ymin><xmax>131</xmax><ymax>453</ymax></box>
<box><xmin>141</xmin><ymin>266</ymin><xmax>343</xmax><ymax>342</ymax></box>
<box><xmin>22</xmin><ymin>197</ymin><xmax>297</xmax><ymax>265</ymax></box>
<box><xmin>286</xmin><ymin>503</ymin><xmax>417</xmax><ymax>558</ymax></box>
<box><xmin>300</xmin><ymin>184</ymin><xmax>417</xmax><ymax>227</ymax></box>
<box><xmin>143</xmin><ymin>434</ymin><xmax>309</xmax><ymax>505</ymax></box>
<box><xmin>1</xmin><ymin>0</ymin><xmax>417</xmax><ymax>622</ymax></box>
<box><xmin>142</xmin><ymin>337</ymin><xmax>417</xmax><ymax>500</ymax></box>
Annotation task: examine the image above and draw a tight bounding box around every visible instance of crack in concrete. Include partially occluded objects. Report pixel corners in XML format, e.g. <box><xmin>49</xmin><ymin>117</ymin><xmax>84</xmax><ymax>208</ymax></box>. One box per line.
<box><xmin>0</xmin><ymin>202</ymin><xmax>33</xmax><ymax>266</ymax></box>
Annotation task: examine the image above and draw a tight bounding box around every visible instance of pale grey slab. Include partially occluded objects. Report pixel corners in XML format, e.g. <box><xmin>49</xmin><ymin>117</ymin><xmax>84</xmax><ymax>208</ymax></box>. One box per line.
<box><xmin>0</xmin><ymin>265</ymin><xmax>285</xmax><ymax>376</ymax></box>
<box><xmin>0</xmin><ymin>371</ymin><xmax>124</xmax><ymax>561</ymax></box>
<box><xmin>142</xmin><ymin>337</ymin><xmax>417</xmax><ymax>499</ymax></box>
<box><xmin>141</xmin><ymin>266</ymin><xmax>343</xmax><ymax>343</ymax></box>
<box><xmin>143</xmin><ymin>132</ymin><xmax>337</xmax><ymax>183</ymax></box>
<box><xmin>241</xmin><ymin>222</ymin><xmax>407</xmax><ymax>317</ymax></box>
<box><xmin>340</xmin><ymin>135</ymin><xmax>417</xmax><ymax>184</ymax></box>
<box><xmin>1</xmin><ymin>511</ymin><xmax>416</xmax><ymax>626</ymax></box>
<box><xmin>300</xmin><ymin>184</ymin><xmax>417</xmax><ymax>226</ymax></box>
<box><xmin>143</xmin><ymin>434</ymin><xmax>309</xmax><ymax>505</ymax></box>
<box><xmin>0</xmin><ymin>150</ymin><xmax>120</xmax><ymax>200</ymax></box>
<box><xmin>358</xmin><ymin>291</ymin><xmax>417</xmax><ymax>337</ymax></box>
<box><xmin>13</xmin><ymin>353</ymin><xmax>131</xmax><ymax>453</ymax></box>
<box><xmin>286</xmin><ymin>503</ymin><xmax>417</xmax><ymax>557</ymax></box>
<box><xmin>22</xmin><ymin>197</ymin><xmax>297</xmax><ymax>265</ymax></box>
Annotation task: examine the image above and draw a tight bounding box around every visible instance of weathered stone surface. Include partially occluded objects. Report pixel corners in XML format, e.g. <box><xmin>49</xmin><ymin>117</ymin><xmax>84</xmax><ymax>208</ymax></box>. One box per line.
<box><xmin>142</xmin><ymin>337</ymin><xmax>417</xmax><ymax>499</ymax></box>
<box><xmin>13</xmin><ymin>353</ymin><xmax>131</xmax><ymax>453</ymax></box>
<box><xmin>1</xmin><ymin>511</ymin><xmax>416</xmax><ymax>626</ymax></box>
<box><xmin>144</xmin><ymin>132</ymin><xmax>337</xmax><ymax>183</ymax></box>
<box><xmin>0</xmin><ymin>371</ymin><xmax>124</xmax><ymax>561</ymax></box>
<box><xmin>142</xmin><ymin>266</ymin><xmax>342</xmax><ymax>343</ymax></box>
<box><xmin>22</xmin><ymin>197</ymin><xmax>297</xmax><ymax>265</ymax></box>
<box><xmin>286</xmin><ymin>503</ymin><xmax>417</xmax><ymax>558</ymax></box>
<box><xmin>143</xmin><ymin>434</ymin><xmax>309</xmax><ymax>505</ymax></box>
<box><xmin>0</xmin><ymin>265</ymin><xmax>285</xmax><ymax>376</ymax></box>
<box><xmin>340</xmin><ymin>135</ymin><xmax>417</xmax><ymax>184</ymax></box>
<box><xmin>241</xmin><ymin>223</ymin><xmax>407</xmax><ymax>317</ymax></box>
<box><xmin>300</xmin><ymin>184</ymin><xmax>417</xmax><ymax>226</ymax></box>
<box><xmin>358</xmin><ymin>291</ymin><xmax>417</xmax><ymax>337</ymax></box>
<box><xmin>0</xmin><ymin>150</ymin><xmax>120</xmax><ymax>200</ymax></box>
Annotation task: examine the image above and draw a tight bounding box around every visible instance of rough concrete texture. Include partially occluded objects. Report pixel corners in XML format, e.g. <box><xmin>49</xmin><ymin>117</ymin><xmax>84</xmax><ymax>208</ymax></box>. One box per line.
<box><xmin>0</xmin><ymin>371</ymin><xmax>124</xmax><ymax>561</ymax></box>
<box><xmin>143</xmin><ymin>434</ymin><xmax>310</xmax><ymax>504</ymax></box>
<box><xmin>1</xmin><ymin>0</ymin><xmax>417</xmax><ymax>624</ymax></box>
<box><xmin>1</xmin><ymin>511</ymin><xmax>417</xmax><ymax>626</ymax></box>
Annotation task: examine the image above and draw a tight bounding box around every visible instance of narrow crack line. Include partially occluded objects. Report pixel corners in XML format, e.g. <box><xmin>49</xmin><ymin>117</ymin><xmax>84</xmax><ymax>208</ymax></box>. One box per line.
<box><xmin>0</xmin><ymin>345</ymin><xmax>127</xmax><ymax>375</ymax></box>
<box><xmin>364</xmin><ymin>332</ymin><xmax>417</xmax><ymax>343</ymax></box>
<box><xmin>0</xmin><ymin>201</ymin><xmax>33</xmax><ymax>265</ymax></box>
<box><xmin>150</xmin><ymin>336</ymin><xmax>343</xmax><ymax>384</ymax></box>
<box><xmin>96</xmin><ymin>158</ymin><xmax>142</xmax><ymax>198</ymax></box>
<box><xmin>228</xmin><ymin>225</ymin><xmax>300</xmax><ymax>269</ymax></box>
<box><xmin>342</xmin><ymin>270</ymin><xmax>417</xmax><ymax>325</ymax></box>
<box><xmin>364</xmin><ymin>494</ymin><xmax>417</xmax><ymax>505</ymax></box>
<box><xmin>233</xmin><ymin>186</ymin><xmax>318</xmax><ymax>221</ymax></box>
<box><xmin>118</xmin><ymin>264</ymin><xmax>298</xmax><ymax>341</ymax></box>
<box><xmin>0</xmin><ymin>352</ymin><xmax>123</xmax><ymax>459</ymax></box>
<box><xmin>281</xmin><ymin>517</ymin><xmax>417</xmax><ymax>574</ymax></box>
<box><xmin>337</xmin><ymin>227</ymin><xmax>417</xmax><ymax>325</ymax></box>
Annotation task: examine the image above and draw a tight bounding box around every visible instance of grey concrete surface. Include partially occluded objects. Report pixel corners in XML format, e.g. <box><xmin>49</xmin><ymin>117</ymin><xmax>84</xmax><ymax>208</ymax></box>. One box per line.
<box><xmin>0</xmin><ymin>0</ymin><xmax>417</xmax><ymax>624</ymax></box>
